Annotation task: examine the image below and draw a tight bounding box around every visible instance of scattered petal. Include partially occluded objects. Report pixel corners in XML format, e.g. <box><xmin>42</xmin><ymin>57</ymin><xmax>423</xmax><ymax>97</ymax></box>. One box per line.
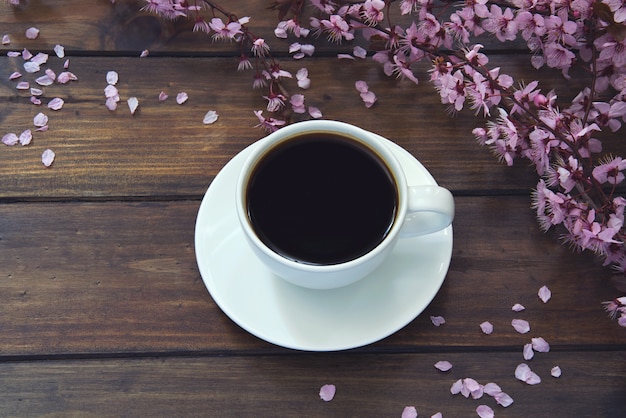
<box><xmin>2</xmin><ymin>133</ymin><xmax>19</xmax><ymax>146</ymax></box>
<box><xmin>105</xmin><ymin>97</ymin><xmax>118</xmax><ymax>111</ymax></box>
<box><xmin>35</xmin><ymin>125</ymin><xmax>49</xmax><ymax>132</ymax></box>
<box><xmin>57</xmin><ymin>71</ymin><xmax>77</xmax><ymax>84</ymax></box>
<box><xmin>7</xmin><ymin>51</ymin><xmax>21</xmax><ymax>57</ymax></box>
<box><xmin>480</xmin><ymin>321</ymin><xmax>493</xmax><ymax>334</ymax></box>
<box><xmin>127</xmin><ymin>97</ymin><xmax>139</xmax><ymax>115</ymax></box>
<box><xmin>41</xmin><ymin>149</ymin><xmax>55</xmax><ymax>167</ymax></box>
<box><xmin>47</xmin><ymin>98</ymin><xmax>64</xmax><ymax>111</ymax></box>
<box><xmin>2</xmin><ymin>34</ymin><xmax>9</xmax><ymax>45</ymax></box>
<box><xmin>106</xmin><ymin>71</ymin><xmax>118</xmax><ymax>85</ymax></box>
<box><xmin>23</xmin><ymin>61</ymin><xmax>40</xmax><ymax>73</ymax></box>
<box><xmin>9</xmin><ymin>71</ymin><xmax>22</xmax><ymax>80</ymax></box>
<box><xmin>308</xmin><ymin>106</ymin><xmax>323</xmax><ymax>118</ymax></box>
<box><xmin>402</xmin><ymin>406</ymin><xmax>418</xmax><ymax>418</ymax></box>
<box><xmin>19</xmin><ymin>129</ymin><xmax>32</xmax><ymax>146</ymax></box>
<box><xmin>430</xmin><ymin>315</ymin><xmax>445</xmax><ymax>326</ymax></box>
<box><xmin>16</xmin><ymin>81</ymin><xmax>30</xmax><ymax>90</ymax></box>
<box><xmin>523</xmin><ymin>343</ymin><xmax>534</xmax><ymax>360</ymax></box>
<box><xmin>30</xmin><ymin>52</ymin><xmax>49</xmax><ymax>66</ymax></box>
<box><xmin>158</xmin><ymin>91</ymin><xmax>168</xmax><ymax>101</ymax></box>
<box><xmin>54</xmin><ymin>44</ymin><xmax>65</xmax><ymax>58</ymax></box>
<box><xmin>538</xmin><ymin>285</ymin><xmax>552</xmax><ymax>303</ymax></box>
<box><xmin>203</xmin><ymin>110</ymin><xmax>219</xmax><ymax>124</ymax></box>
<box><xmin>515</xmin><ymin>363</ymin><xmax>541</xmax><ymax>385</ymax></box>
<box><xmin>511</xmin><ymin>319</ymin><xmax>530</xmax><ymax>334</ymax></box>
<box><xmin>483</xmin><ymin>383</ymin><xmax>502</xmax><ymax>396</ymax></box>
<box><xmin>33</xmin><ymin>112</ymin><xmax>48</xmax><ymax>127</ymax></box>
<box><xmin>31</xmin><ymin>87</ymin><xmax>43</xmax><ymax>96</ymax></box>
<box><xmin>35</xmin><ymin>75</ymin><xmax>54</xmax><ymax>86</ymax></box>
<box><xmin>63</xmin><ymin>59</ymin><xmax>70</xmax><ymax>69</ymax></box>
<box><xmin>355</xmin><ymin>80</ymin><xmax>369</xmax><ymax>93</ymax></box>
<box><xmin>450</xmin><ymin>378</ymin><xmax>463</xmax><ymax>395</ymax></box>
<box><xmin>176</xmin><ymin>92</ymin><xmax>189</xmax><ymax>104</ymax></box>
<box><xmin>45</xmin><ymin>68</ymin><xmax>56</xmax><ymax>81</ymax></box>
<box><xmin>551</xmin><ymin>366</ymin><xmax>562</xmax><ymax>378</ymax></box>
<box><xmin>476</xmin><ymin>405</ymin><xmax>494</xmax><ymax>418</ymax></box>
<box><xmin>30</xmin><ymin>96</ymin><xmax>41</xmax><ymax>105</ymax></box>
<box><xmin>434</xmin><ymin>360</ymin><xmax>453</xmax><ymax>372</ymax></box>
<box><xmin>25</xmin><ymin>27</ymin><xmax>40</xmax><ymax>40</ymax></box>
<box><xmin>531</xmin><ymin>337</ymin><xmax>550</xmax><ymax>353</ymax></box>
<box><xmin>431</xmin><ymin>414</ymin><xmax>443</xmax><ymax>418</ymax></box>
<box><xmin>104</xmin><ymin>85</ymin><xmax>119</xmax><ymax>99</ymax></box>
<box><xmin>353</xmin><ymin>46</ymin><xmax>367</xmax><ymax>59</ymax></box>
<box><xmin>319</xmin><ymin>384</ymin><xmax>336</xmax><ymax>402</ymax></box>
<box><xmin>494</xmin><ymin>391</ymin><xmax>514</xmax><ymax>407</ymax></box>
<box><xmin>337</xmin><ymin>53</ymin><xmax>355</xmax><ymax>60</ymax></box>
<box><xmin>464</xmin><ymin>378</ymin><xmax>484</xmax><ymax>399</ymax></box>
<box><xmin>512</xmin><ymin>303</ymin><xmax>526</xmax><ymax>312</ymax></box>
<box><xmin>140</xmin><ymin>49</ymin><xmax>149</xmax><ymax>57</ymax></box>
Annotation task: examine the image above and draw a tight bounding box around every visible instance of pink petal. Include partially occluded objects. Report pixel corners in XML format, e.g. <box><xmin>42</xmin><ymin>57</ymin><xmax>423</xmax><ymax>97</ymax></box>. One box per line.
<box><xmin>30</xmin><ymin>52</ymin><xmax>49</xmax><ymax>66</ymax></box>
<box><xmin>2</xmin><ymin>133</ymin><xmax>19</xmax><ymax>146</ymax></box>
<box><xmin>23</xmin><ymin>61</ymin><xmax>40</xmax><ymax>73</ymax></box>
<box><xmin>319</xmin><ymin>384</ymin><xmax>336</xmax><ymax>401</ymax></box>
<box><xmin>7</xmin><ymin>51</ymin><xmax>21</xmax><ymax>57</ymax></box>
<box><xmin>401</xmin><ymin>406</ymin><xmax>418</xmax><ymax>418</ymax></box>
<box><xmin>337</xmin><ymin>53</ymin><xmax>355</xmax><ymax>60</ymax></box>
<box><xmin>511</xmin><ymin>319</ymin><xmax>530</xmax><ymax>334</ymax></box>
<box><xmin>140</xmin><ymin>49</ymin><xmax>149</xmax><ymax>57</ymax></box>
<box><xmin>483</xmin><ymin>382</ymin><xmax>501</xmax><ymax>396</ymax></box>
<box><xmin>30</xmin><ymin>88</ymin><xmax>43</xmax><ymax>96</ymax></box>
<box><xmin>203</xmin><ymin>110</ymin><xmax>218</xmax><ymax>124</ymax></box>
<box><xmin>47</xmin><ymin>98</ymin><xmax>64</xmax><ymax>111</ymax></box>
<box><xmin>35</xmin><ymin>125</ymin><xmax>49</xmax><ymax>132</ymax></box>
<box><xmin>106</xmin><ymin>71</ymin><xmax>118</xmax><ymax>85</ymax></box>
<box><xmin>511</xmin><ymin>303</ymin><xmax>526</xmax><ymax>312</ymax></box>
<box><xmin>551</xmin><ymin>366</ymin><xmax>562</xmax><ymax>378</ymax></box>
<box><xmin>480</xmin><ymin>321</ymin><xmax>493</xmax><ymax>334</ymax></box>
<box><xmin>105</xmin><ymin>97</ymin><xmax>118</xmax><ymax>111</ymax></box>
<box><xmin>430</xmin><ymin>315</ymin><xmax>445</xmax><ymax>326</ymax></box>
<box><xmin>16</xmin><ymin>81</ymin><xmax>30</xmax><ymax>90</ymax></box>
<box><xmin>158</xmin><ymin>91</ymin><xmax>169</xmax><ymax>101</ymax></box>
<box><xmin>41</xmin><ymin>149</ymin><xmax>55</xmax><ymax>167</ymax></box>
<box><xmin>355</xmin><ymin>80</ymin><xmax>369</xmax><ymax>93</ymax></box>
<box><xmin>515</xmin><ymin>363</ymin><xmax>541</xmax><ymax>385</ymax></box>
<box><xmin>104</xmin><ymin>85</ymin><xmax>119</xmax><ymax>98</ymax></box>
<box><xmin>476</xmin><ymin>405</ymin><xmax>494</xmax><ymax>418</ymax></box>
<box><xmin>25</xmin><ymin>27</ymin><xmax>40</xmax><ymax>39</ymax></box>
<box><xmin>531</xmin><ymin>337</ymin><xmax>550</xmax><ymax>352</ymax></box>
<box><xmin>431</xmin><ymin>414</ymin><xmax>443</xmax><ymax>418</ymax></box>
<box><xmin>308</xmin><ymin>106</ymin><xmax>323</xmax><ymax>119</ymax></box>
<box><xmin>353</xmin><ymin>46</ymin><xmax>367</xmax><ymax>59</ymax></box>
<box><xmin>176</xmin><ymin>92</ymin><xmax>189</xmax><ymax>104</ymax></box>
<box><xmin>35</xmin><ymin>75</ymin><xmax>54</xmax><ymax>86</ymax></box>
<box><xmin>494</xmin><ymin>391</ymin><xmax>514</xmax><ymax>407</ymax></box>
<box><xmin>127</xmin><ymin>97</ymin><xmax>139</xmax><ymax>115</ymax></box>
<box><xmin>2</xmin><ymin>34</ymin><xmax>10</xmax><ymax>45</ymax></box>
<box><xmin>30</xmin><ymin>96</ymin><xmax>42</xmax><ymax>105</ymax></box>
<box><xmin>54</xmin><ymin>44</ymin><xmax>65</xmax><ymax>58</ymax></box>
<box><xmin>360</xmin><ymin>90</ymin><xmax>377</xmax><ymax>108</ymax></box>
<box><xmin>538</xmin><ymin>285</ymin><xmax>552</xmax><ymax>303</ymax></box>
<box><xmin>33</xmin><ymin>112</ymin><xmax>48</xmax><ymax>127</ymax></box>
<box><xmin>434</xmin><ymin>360</ymin><xmax>453</xmax><ymax>372</ymax></box>
<box><xmin>57</xmin><ymin>71</ymin><xmax>77</xmax><ymax>84</ymax></box>
<box><xmin>9</xmin><ymin>71</ymin><xmax>22</xmax><ymax>80</ymax></box>
<box><xmin>450</xmin><ymin>378</ymin><xmax>463</xmax><ymax>395</ymax></box>
<box><xmin>63</xmin><ymin>59</ymin><xmax>70</xmax><ymax>69</ymax></box>
<box><xmin>523</xmin><ymin>343</ymin><xmax>534</xmax><ymax>360</ymax></box>
<box><xmin>45</xmin><ymin>68</ymin><xmax>56</xmax><ymax>80</ymax></box>
<box><xmin>19</xmin><ymin>129</ymin><xmax>32</xmax><ymax>146</ymax></box>
<box><xmin>464</xmin><ymin>378</ymin><xmax>484</xmax><ymax>399</ymax></box>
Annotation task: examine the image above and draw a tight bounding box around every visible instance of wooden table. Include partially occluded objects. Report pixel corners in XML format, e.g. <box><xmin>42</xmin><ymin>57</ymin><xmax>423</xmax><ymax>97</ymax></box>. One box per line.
<box><xmin>1</xmin><ymin>1</ymin><xmax>625</xmax><ymax>416</ymax></box>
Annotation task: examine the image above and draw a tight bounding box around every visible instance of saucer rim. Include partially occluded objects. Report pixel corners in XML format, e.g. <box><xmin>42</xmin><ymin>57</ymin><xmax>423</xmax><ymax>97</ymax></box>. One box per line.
<box><xmin>194</xmin><ymin>133</ymin><xmax>453</xmax><ymax>351</ymax></box>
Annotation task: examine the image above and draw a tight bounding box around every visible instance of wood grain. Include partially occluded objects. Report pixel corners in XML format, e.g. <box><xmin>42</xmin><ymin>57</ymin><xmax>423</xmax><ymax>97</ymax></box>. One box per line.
<box><xmin>0</xmin><ymin>351</ymin><xmax>624</xmax><ymax>417</ymax></box>
<box><xmin>1</xmin><ymin>197</ymin><xmax>624</xmax><ymax>357</ymax></box>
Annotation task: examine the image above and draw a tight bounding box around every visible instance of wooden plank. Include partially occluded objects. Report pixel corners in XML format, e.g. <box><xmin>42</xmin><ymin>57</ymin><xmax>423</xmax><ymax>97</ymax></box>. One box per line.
<box><xmin>1</xmin><ymin>197</ymin><xmax>624</xmax><ymax>357</ymax></box>
<box><xmin>0</xmin><ymin>54</ymin><xmax>605</xmax><ymax>198</ymax></box>
<box><xmin>0</xmin><ymin>351</ymin><xmax>624</xmax><ymax>417</ymax></box>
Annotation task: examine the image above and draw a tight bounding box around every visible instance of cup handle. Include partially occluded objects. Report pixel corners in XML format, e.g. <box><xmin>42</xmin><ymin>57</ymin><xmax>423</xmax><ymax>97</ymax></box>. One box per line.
<box><xmin>399</xmin><ymin>185</ymin><xmax>455</xmax><ymax>238</ymax></box>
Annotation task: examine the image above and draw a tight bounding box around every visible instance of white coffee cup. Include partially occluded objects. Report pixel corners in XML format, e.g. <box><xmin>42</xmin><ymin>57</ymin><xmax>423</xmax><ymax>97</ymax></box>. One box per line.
<box><xmin>236</xmin><ymin>120</ymin><xmax>454</xmax><ymax>289</ymax></box>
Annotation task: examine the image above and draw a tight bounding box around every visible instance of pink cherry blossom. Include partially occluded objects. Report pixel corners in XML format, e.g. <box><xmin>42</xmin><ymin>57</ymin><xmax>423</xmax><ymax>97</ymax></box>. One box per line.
<box><xmin>18</xmin><ymin>129</ymin><xmax>32</xmax><ymax>146</ymax></box>
<box><xmin>203</xmin><ymin>110</ymin><xmax>218</xmax><ymax>125</ymax></box>
<box><xmin>511</xmin><ymin>319</ymin><xmax>530</xmax><ymax>334</ymax></box>
<box><xmin>480</xmin><ymin>321</ymin><xmax>493</xmax><ymax>334</ymax></box>
<box><xmin>319</xmin><ymin>384</ymin><xmax>336</xmax><ymax>401</ymax></box>
<box><xmin>176</xmin><ymin>92</ymin><xmax>189</xmax><ymax>104</ymax></box>
<box><xmin>538</xmin><ymin>285</ymin><xmax>552</xmax><ymax>303</ymax></box>
<box><xmin>515</xmin><ymin>363</ymin><xmax>541</xmax><ymax>385</ymax></box>
<box><xmin>434</xmin><ymin>360</ymin><xmax>452</xmax><ymax>372</ymax></box>
<box><xmin>25</xmin><ymin>27</ymin><xmax>39</xmax><ymax>39</ymax></box>
<box><xmin>430</xmin><ymin>315</ymin><xmax>445</xmax><ymax>327</ymax></box>
<box><xmin>41</xmin><ymin>149</ymin><xmax>55</xmax><ymax>167</ymax></box>
<box><xmin>2</xmin><ymin>133</ymin><xmax>19</xmax><ymax>146</ymax></box>
<box><xmin>476</xmin><ymin>405</ymin><xmax>494</xmax><ymax>418</ymax></box>
<box><xmin>401</xmin><ymin>406</ymin><xmax>418</xmax><ymax>418</ymax></box>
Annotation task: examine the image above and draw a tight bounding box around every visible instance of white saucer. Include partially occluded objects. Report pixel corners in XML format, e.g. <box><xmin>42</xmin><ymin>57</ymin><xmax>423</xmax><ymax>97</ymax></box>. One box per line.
<box><xmin>194</xmin><ymin>133</ymin><xmax>453</xmax><ymax>351</ymax></box>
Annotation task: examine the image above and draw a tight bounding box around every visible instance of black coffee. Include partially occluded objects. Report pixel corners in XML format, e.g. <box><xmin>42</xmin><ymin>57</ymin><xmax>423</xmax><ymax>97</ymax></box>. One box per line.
<box><xmin>246</xmin><ymin>133</ymin><xmax>398</xmax><ymax>265</ymax></box>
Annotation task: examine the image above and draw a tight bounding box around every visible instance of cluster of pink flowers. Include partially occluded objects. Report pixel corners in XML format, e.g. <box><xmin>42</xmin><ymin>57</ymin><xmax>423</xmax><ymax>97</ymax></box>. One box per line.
<box><xmin>5</xmin><ymin>0</ymin><xmax>626</xmax><ymax>325</ymax></box>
